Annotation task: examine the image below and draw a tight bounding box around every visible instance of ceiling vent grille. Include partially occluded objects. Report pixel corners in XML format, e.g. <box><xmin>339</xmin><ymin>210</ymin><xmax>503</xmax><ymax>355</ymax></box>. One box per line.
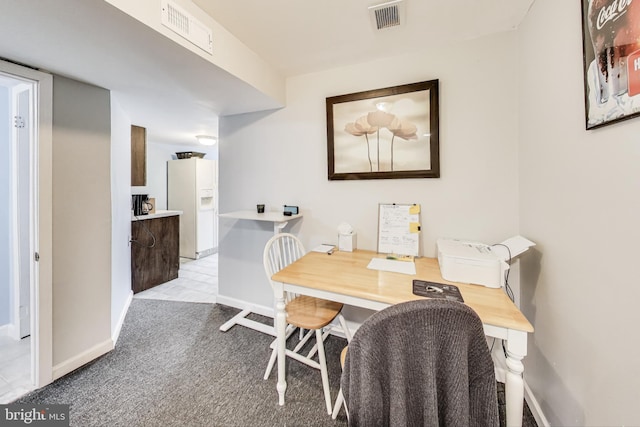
<box><xmin>369</xmin><ymin>0</ymin><xmax>405</xmax><ymax>30</ymax></box>
<box><xmin>161</xmin><ymin>0</ymin><xmax>213</xmax><ymax>54</ymax></box>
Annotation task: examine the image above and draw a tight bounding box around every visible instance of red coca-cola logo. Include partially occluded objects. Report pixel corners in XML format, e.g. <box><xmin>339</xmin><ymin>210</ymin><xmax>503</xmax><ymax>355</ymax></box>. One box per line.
<box><xmin>596</xmin><ymin>0</ymin><xmax>633</xmax><ymax>30</ymax></box>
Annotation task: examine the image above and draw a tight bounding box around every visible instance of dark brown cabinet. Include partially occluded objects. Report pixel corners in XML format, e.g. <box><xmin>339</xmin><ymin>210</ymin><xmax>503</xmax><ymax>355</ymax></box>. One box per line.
<box><xmin>131</xmin><ymin>125</ymin><xmax>146</xmax><ymax>186</ymax></box>
<box><xmin>131</xmin><ymin>214</ymin><xmax>179</xmax><ymax>293</ymax></box>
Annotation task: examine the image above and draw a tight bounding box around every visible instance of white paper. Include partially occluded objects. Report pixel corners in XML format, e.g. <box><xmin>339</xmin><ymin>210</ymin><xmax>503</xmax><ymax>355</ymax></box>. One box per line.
<box><xmin>312</xmin><ymin>244</ymin><xmax>335</xmax><ymax>254</ymax></box>
<box><xmin>491</xmin><ymin>235</ymin><xmax>536</xmax><ymax>260</ymax></box>
<box><xmin>367</xmin><ymin>258</ymin><xmax>417</xmax><ymax>275</ymax></box>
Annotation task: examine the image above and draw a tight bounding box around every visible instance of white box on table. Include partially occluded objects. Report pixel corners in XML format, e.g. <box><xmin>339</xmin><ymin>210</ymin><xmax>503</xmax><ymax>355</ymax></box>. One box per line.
<box><xmin>338</xmin><ymin>233</ymin><xmax>357</xmax><ymax>252</ymax></box>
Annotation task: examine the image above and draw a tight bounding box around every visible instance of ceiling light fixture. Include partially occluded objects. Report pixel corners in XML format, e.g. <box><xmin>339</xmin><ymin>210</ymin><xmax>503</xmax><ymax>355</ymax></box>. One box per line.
<box><xmin>196</xmin><ymin>135</ymin><xmax>217</xmax><ymax>146</ymax></box>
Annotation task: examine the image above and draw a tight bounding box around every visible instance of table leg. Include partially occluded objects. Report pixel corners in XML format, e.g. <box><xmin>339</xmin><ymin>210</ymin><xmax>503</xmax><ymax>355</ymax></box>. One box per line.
<box><xmin>274</xmin><ymin>282</ymin><xmax>287</xmax><ymax>405</ymax></box>
<box><xmin>218</xmin><ymin>308</ymin><xmax>276</xmax><ymax>336</ymax></box>
<box><xmin>504</xmin><ymin>330</ymin><xmax>527</xmax><ymax>427</ymax></box>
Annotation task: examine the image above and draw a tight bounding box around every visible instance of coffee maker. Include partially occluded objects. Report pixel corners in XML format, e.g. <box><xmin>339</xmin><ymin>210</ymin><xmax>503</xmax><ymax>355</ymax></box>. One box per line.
<box><xmin>132</xmin><ymin>194</ymin><xmax>150</xmax><ymax>216</ymax></box>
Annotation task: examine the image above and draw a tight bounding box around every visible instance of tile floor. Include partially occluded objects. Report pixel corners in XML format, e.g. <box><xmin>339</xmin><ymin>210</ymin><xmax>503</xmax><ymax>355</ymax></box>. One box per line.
<box><xmin>0</xmin><ymin>253</ymin><xmax>218</xmax><ymax>404</ymax></box>
<box><xmin>0</xmin><ymin>335</ymin><xmax>32</xmax><ymax>404</ymax></box>
<box><xmin>134</xmin><ymin>253</ymin><xmax>218</xmax><ymax>303</ymax></box>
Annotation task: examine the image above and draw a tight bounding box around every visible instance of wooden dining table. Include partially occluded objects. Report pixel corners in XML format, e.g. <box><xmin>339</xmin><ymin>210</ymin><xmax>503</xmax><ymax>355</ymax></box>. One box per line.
<box><xmin>271</xmin><ymin>249</ymin><xmax>534</xmax><ymax>427</ymax></box>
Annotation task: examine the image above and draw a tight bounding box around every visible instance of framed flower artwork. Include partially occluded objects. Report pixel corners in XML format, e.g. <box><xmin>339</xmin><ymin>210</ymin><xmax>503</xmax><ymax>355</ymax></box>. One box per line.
<box><xmin>326</xmin><ymin>80</ymin><xmax>439</xmax><ymax>180</ymax></box>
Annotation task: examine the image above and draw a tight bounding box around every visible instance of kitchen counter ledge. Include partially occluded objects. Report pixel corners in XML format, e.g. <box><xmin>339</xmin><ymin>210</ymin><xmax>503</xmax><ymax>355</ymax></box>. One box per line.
<box><xmin>131</xmin><ymin>209</ymin><xmax>183</xmax><ymax>221</ymax></box>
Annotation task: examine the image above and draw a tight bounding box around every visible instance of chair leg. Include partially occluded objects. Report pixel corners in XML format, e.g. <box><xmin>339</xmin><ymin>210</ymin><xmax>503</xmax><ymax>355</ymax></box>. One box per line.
<box><xmin>331</xmin><ymin>388</ymin><xmax>344</xmax><ymax>419</ymax></box>
<box><xmin>307</xmin><ymin>327</ymin><xmax>331</xmax><ymax>359</ymax></box>
<box><xmin>293</xmin><ymin>329</ymin><xmax>315</xmax><ymax>354</ymax></box>
<box><xmin>338</xmin><ymin>314</ymin><xmax>352</xmax><ymax>342</ymax></box>
<box><xmin>263</xmin><ymin>347</ymin><xmax>277</xmax><ymax>380</ymax></box>
<box><xmin>308</xmin><ymin>316</ymin><xmax>350</xmax><ymax>360</ymax></box>
<box><xmin>315</xmin><ymin>329</ymin><xmax>332</xmax><ymax>414</ymax></box>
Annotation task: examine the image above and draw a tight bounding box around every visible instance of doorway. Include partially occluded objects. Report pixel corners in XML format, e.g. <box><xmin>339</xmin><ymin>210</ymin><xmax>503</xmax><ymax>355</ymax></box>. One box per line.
<box><xmin>0</xmin><ymin>74</ymin><xmax>34</xmax><ymax>401</ymax></box>
<box><xmin>0</xmin><ymin>60</ymin><xmax>53</xmax><ymax>402</ymax></box>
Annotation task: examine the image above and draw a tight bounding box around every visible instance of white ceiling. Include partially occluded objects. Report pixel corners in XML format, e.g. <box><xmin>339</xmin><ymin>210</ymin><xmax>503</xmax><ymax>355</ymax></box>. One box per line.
<box><xmin>193</xmin><ymin>0</ymin><xmax>535</xmax><ymax>76</ymax></box>
<box><xmin>0</xmin><ymin>0</ymin><xmax>534</xmax><ymax>145</ymax></box>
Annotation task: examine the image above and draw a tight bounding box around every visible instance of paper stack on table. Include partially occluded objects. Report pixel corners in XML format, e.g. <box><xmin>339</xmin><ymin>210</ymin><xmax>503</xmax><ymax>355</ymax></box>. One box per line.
<box><xmin>367</xmin><ymin>258</ymin><xmax>416</xmax><ymax>275</ymax></box>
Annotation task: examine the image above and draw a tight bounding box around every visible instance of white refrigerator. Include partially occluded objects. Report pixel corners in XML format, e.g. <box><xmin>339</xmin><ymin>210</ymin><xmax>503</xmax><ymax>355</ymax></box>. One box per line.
<box><xmin>168</xmin><ymin>158</ymin><xmax>217</xmax><ymax>259</ymax></box>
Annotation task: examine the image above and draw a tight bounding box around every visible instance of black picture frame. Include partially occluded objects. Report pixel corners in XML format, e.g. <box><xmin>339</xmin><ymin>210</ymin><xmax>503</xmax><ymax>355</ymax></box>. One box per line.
<box><xmin>326</xmin><ymin>80</ymin><xmax>439</xmax><ymax>180</ymax></box>
<box><xmin>581</xmin><ymin>0</ymin><xmax>640</xmax><ymax>129</ymax></box>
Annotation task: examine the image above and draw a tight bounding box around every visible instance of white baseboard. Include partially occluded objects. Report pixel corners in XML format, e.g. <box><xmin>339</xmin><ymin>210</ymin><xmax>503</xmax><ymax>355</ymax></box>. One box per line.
<box><xmin>327</xmin><ymin>319</ymin><xmax>362</xmax><ymax>340</ymax></box>
<box><xmin>112</xmin><ymin>291</ymin><xmax>133</xmax><ymax>345</ymax></box>
<box><xmin>52</xmin><ymin>339</ymin><xmax>113</xmax><ymax>380</ymax></box>
<box><xmin>215</xmin><ymin>294</ymin><xmax>274</xmax><ymax>319</ymax></box>
<box><xmin>525</xmin><ymin>381</ymin><xmax>550</xmax><ymax>427</ymax></box>
<box><xmin>0</xmin><ymin>323</ymin><xmax>19</xmax><ymax>340</ymax></box>
<box><xmin>0</xmin><ymin>324</ymin><xmax>11</xmax><ymax>337</ymax></box>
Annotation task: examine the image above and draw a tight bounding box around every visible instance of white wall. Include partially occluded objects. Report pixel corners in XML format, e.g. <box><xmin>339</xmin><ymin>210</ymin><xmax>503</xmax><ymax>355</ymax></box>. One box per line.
<box><xmin>0</xmin><ymin>86</ymin><xmax>9</xmax><ymax>326</ymax></box>
<box><xmin>52</xmin><ymin>76</ymin><xmax>112</xmax><ymax>374</ymax></box>
<box><xmin>518</xmin><ymin>1</ymin><xmax>640</xmax><ymax>425</ymax></box>
<box><xmin>110</xmin><ymin>95</ymin><xmax>132</xmax><ymax>341</ymax></box>
<box><xmin>218</xmin><ymin>32</ymin><xmax>520</xmax><ymax>319</ymax></box>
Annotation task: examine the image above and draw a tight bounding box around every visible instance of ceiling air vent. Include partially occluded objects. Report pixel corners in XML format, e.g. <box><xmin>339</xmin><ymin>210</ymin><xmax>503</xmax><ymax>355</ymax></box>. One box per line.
<box><xmin>161</xmin><ymin>0</ymin><xmax>213</xmax><ymax>55</ymax></box>
<box><xmin>368</xmin><ymin>0</ymin><xmax>405</xmax><ymax>30</ymax></box>
<box><xmin>369</xmin><ymin>0</ymin><xmax>405</xmax><ymax>30</ymax></box>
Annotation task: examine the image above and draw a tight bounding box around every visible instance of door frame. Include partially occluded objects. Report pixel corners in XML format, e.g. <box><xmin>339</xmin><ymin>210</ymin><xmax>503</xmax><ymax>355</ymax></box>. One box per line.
<box><xmin>0</xmin><ymin>60</ymin><xmax>53</xmax><ymax>388</ymax></box>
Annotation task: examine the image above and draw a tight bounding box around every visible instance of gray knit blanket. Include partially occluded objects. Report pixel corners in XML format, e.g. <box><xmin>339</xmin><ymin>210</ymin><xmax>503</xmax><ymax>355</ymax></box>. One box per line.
<box><xmin>341</xmin><ymin>299</ymin><xmax>499</xmax><ymax>427</ymax></box>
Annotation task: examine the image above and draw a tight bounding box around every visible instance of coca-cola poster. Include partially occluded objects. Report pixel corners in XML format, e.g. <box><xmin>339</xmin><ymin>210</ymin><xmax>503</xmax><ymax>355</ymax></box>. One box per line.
<box><xmin>581</xmin><ymin>0</ymin><xmax>640</xmax><ymax>129</ymax></box>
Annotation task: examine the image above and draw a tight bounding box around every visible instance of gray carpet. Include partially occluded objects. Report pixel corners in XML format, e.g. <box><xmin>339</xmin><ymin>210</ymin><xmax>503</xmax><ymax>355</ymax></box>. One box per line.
<box><xmin>15</xmin><ymin>299</ymin><xmax>536</xmax><ymax>426</ymax></box>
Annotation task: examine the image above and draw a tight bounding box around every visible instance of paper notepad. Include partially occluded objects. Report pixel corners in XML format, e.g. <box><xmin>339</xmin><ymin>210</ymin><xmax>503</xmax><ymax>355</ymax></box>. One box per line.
<box><xmin>312</xmin><ymin>244</ymin><xmax>335</xmax><ymax>254</ymax></box>
<box><xmin>367</xmin><ymin>258</ymin><xmax>417</xmax><ymax>275</ymax></box>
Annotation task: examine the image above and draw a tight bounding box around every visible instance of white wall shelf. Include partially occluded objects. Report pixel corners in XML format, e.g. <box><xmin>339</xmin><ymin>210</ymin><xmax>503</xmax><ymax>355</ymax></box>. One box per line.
<box><xmin>218</xmin><ymin>210</ymin><xmax>302</xmax><ymax>234</ymax></box>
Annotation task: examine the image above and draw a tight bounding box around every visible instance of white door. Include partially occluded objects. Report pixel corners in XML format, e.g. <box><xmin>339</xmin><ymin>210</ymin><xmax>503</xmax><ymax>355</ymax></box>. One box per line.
<box><xmin>0</xmin><ymin>59</ymin><xmax>54</xmax><ymax>388</ymax></box>
<box><xmin>16</xmin><ymin>87</ymin><xmax>31</xmax><ymax>339</ymax></box>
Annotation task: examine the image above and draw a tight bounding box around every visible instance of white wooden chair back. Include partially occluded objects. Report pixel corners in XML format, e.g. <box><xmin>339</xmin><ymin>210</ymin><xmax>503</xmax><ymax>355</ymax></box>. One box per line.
<box><xmin>263</xmin><ymin>233</ymin><xmax>305</xmax><ymax>303</ymax></box>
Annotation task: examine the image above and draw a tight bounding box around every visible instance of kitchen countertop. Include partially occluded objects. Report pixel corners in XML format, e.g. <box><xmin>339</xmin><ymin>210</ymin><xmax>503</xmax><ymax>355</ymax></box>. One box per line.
<box><xmin>131</xmin><ymin>209</ymin><xmax>183</xmax><ymax>221</ymax></box>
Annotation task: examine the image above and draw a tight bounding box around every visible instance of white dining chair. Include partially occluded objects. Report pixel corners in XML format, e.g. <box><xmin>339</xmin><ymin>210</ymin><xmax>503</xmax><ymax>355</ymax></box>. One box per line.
<box><xmin>263</xmin><ymin>233</ymin><xmax>351</xmax><ymax>414</ymax></box>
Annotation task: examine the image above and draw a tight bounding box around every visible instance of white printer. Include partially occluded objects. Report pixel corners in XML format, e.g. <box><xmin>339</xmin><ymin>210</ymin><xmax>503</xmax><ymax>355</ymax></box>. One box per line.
<box><xmin>437</xmin><ymin>236</ymin><xmax>535</xmax><ymax>289</ymax></box>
